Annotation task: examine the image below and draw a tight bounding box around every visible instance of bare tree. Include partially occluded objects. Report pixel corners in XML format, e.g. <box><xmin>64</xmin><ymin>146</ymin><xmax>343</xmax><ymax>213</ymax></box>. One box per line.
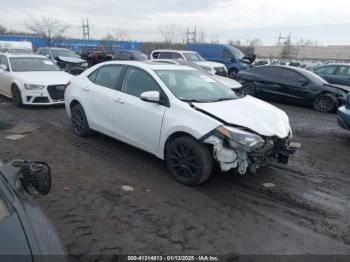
<box><xmin>26</xmin><ymin>16</ymin><xmax>70</xmax><ymax>46</ymax></box>
<box><xmin>280</xmin><ymin>35</ymin><xmax>294</xmax><ymax>59</ymax></box>
<box><xmin>114</xmin><ymin>29</ymin><xmax>131</xmax><ymax>41</ymax></box>
<box><xmin>158</xmin><ymin>24</ymin><xmax>181</xmax><ymax>44</ymax></box>
<box><xmin>0</xmin><ymin>25</ymin><xmax>7</xmax><ymax>35</ymax></box>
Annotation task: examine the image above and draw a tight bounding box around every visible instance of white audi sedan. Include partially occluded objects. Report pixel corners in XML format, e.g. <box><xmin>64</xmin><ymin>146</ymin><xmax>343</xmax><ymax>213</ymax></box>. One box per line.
<box><xmin>65</xmin><ymin>61</ymin><xmax>297</xmax><ymax>186</ymax></box>
<box><xmin>0</xmin><ymin>53</ymin><xmax>71</xmax><ymax>106</ymax></box>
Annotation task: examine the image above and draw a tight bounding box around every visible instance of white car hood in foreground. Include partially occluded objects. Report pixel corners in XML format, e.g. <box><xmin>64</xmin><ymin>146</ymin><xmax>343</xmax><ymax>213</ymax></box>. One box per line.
<box><xmin>14</xmin><ymin>71</ymin><xmax>72</xmax><ymax>85</ymax></box>
<box><xmin>195</xmin><ymin>61</ymin><xmax>226</xmax><ymax>69</ymax></box>
<box><xmin>193</xmin><ymin>96</ymin><xmax>291</xmax><ymax>138</ymax></box>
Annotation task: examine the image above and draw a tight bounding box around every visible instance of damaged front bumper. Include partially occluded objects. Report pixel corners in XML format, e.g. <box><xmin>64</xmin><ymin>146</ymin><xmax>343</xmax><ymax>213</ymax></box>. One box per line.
<box><xmin>203</xmin><ymin>128</ymin><xmax>300</xmax><ymax>175</ymax></box>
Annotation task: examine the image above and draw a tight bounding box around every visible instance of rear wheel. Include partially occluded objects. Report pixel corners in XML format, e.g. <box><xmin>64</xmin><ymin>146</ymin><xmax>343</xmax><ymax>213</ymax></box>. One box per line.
<box><xmin>229</xmin><ymin>69</ymin><xmax>239</xmax><ymax>79</ymax></box>
<box><xmin>71</xmin><ymin>104</ymin><xmax>93</xmax><ymax>136</ymax></box>
<box><xmin>11</xmin><ymin>85</ymin><xmax>23</xmax><ymax>106</ymax></box>
<box><xmin>313</xmin><ymin>93</ymin><xmax>338</xmax><ymax>113</ymax></box>
<box><xmin>166</xmin><ymin>136</ymin><xmax>213</xmax><ymax>186</ymax></box>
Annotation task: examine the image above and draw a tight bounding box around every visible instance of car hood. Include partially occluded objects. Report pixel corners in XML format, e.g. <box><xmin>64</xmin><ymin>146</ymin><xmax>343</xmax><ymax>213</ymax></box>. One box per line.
<box><xmin>193</xmin><ymin>96</ymin><xmax>291</xmax><ymax>138</ymax></box>
<box><xmin>57</xmin><ymin>56</ymin><xmax>86</xmax><ymax>64</ymax></box>
<box><xmin>195</xmin><ymin>61</ymin><xmax>226</xmax><ymax>68</ymax></box>
<box><xmin>14</xmin><ymin>71</ymin><xmax>72</xmax><ymax>86</ymax></box>
<box><xmin>326</xmin><ymin>83</ymin><xmax>350</xmax><ymax>92</ymax></box>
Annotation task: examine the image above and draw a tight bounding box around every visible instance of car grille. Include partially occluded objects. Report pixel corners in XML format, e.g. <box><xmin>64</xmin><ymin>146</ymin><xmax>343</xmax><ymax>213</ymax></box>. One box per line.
<box><xmin>47</xmin><ymin>85</ymin><xmax>66</xmax><ymax>101</ymax></box>
<box><xmin>215</xmin><ymin>67</ymin><xmax>227</xmax><ymax>77</ymax></box>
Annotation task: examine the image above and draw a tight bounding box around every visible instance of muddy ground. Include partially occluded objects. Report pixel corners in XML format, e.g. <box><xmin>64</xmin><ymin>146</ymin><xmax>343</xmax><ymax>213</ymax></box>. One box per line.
<box><xmin>0</xmin><ymin>95</ymin><xmax>349</xmax><ymax>259</ymax></box>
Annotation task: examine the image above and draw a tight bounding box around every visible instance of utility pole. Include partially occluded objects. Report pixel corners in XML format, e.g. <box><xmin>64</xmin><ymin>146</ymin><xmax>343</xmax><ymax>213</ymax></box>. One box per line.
<box><xmin>186</xmin><ymin>26</ymin><xmax>197</xmax><ymax>44</ymax></box>
<box><xmin>82</xmin><ymin>18</ymin><xmax>90</xmax><ymax>40</ymax></box>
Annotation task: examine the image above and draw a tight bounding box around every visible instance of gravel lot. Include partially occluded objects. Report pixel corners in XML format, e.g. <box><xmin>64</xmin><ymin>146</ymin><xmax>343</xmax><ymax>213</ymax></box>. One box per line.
<box><xmin>0</xmin><ymin>95</ymin><xmax>349</xmax><ymax>259</ymax></box>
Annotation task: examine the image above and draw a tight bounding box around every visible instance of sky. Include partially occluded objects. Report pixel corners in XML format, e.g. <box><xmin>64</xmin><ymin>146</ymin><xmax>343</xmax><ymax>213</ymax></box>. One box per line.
<box><xmin>0</xmin><ymin>0</ymin><xmax>350</xmax><ymax>45</ymax></box>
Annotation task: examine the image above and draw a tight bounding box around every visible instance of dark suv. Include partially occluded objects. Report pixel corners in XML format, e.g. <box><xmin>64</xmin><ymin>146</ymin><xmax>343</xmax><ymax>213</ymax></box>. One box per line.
<box><xmin>114</xmin><ymin>50</ymin><xmax>148</xmax><ymax>61</ymax></box>
<box><xmin>80</xmin><ymin>48</ymin><xmax>114</xmax><ymax>67</ymax></box>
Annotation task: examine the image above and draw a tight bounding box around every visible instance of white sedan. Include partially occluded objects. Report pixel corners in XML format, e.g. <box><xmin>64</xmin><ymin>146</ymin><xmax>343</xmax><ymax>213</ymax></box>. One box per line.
<box><xmin>0</xmin><ymin>53</ymin><xmax>72</xmax><ymax>106</ymax></box>
<box><xmin>65</xmin><ymin>61</ymin><xmax>296</xmax><ymax>186</ymax></box>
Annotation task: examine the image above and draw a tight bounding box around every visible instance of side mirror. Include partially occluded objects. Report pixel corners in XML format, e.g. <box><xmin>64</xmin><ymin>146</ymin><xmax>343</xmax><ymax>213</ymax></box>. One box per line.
<box><xmin>12</xmin><ymin>160</ymin><xmax>51</xmax><ymax>195</ymax></box>
<box><xmin>140</xmin><ymin>91</ymin><xmax>160</xmax><ymax>103</ymax></box>
<box><xmin>0</xmin><ymin>64</ymin><xmax>8</xmax><ymax>71</ymax></box>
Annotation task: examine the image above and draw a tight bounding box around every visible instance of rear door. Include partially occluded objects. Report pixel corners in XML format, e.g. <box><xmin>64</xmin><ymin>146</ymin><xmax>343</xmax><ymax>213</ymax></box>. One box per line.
<box><xmin>82</xmin><ymin>65</ymin><xmax>126</xmax><ymax>135</ymax></box>
<box><xmin>111</xmin><ymin>67</ymin><xmax>167</xmax><ymax>154</ymax></box>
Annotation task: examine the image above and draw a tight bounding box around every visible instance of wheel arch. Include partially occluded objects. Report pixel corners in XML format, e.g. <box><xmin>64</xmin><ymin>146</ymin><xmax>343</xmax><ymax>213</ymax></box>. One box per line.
<box><xmin>163</xmin><ymin>131</ymin><xmax>200</xmax><ymax>160</ymax></box>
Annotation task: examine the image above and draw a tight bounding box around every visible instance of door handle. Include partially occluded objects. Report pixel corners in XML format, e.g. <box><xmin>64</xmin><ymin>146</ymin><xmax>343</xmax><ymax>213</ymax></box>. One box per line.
<box><xmin>113</xmin><ymin>98</ymin><xmax>125</xmax><ymax>104</ymax></box>
<box><xmin>82</xmin><ymin>87</ymin><xmax>90</xmax><ymax>92</ymax></box>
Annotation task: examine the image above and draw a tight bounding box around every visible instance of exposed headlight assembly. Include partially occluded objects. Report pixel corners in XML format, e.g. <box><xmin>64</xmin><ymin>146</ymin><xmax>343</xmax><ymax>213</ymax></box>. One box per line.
<box><xmin>24</xmin><ymin>84</ymin><xmax>45</xmax><ymax>90</ymax></box>
<box><xmin>216</xmin><ymin>126</ymin><xmax>265</xmax><ymax>152</ymax></box>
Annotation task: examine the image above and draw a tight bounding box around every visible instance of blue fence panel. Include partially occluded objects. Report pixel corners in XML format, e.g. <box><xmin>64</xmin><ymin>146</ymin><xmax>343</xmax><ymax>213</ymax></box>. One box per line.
<box><xmin>0</xmin><ymin>35</ymin><xmax>143</xmax><ymax>52</ymax></box>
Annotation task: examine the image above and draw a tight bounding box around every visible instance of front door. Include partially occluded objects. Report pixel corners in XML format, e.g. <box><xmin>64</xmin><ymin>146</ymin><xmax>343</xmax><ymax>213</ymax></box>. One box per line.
<box><xmin>112</xmin><ymin>67</ymin><xmax>167</xmax><ymax>154</ymax></box>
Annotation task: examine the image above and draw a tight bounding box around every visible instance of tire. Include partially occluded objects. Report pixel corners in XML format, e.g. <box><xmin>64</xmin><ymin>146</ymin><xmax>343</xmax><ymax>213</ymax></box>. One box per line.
<box><xmin>166</xmin><ymin>136</ymin><xmax>213</xmax><ymax>186</ymax></box>
<box><xmin>71</xmin><ymin>104</ymin><xmax>93</xmax><ymax>136</ymax></box>
<box><xmin>229</xmin><ymin>69</ymin><xmax>239</xmax><ymax>79</ymax></box>
<box><xmin>11</xmin><ymin>85</ymin><xmax>23</xmax><ymax>106</ymax></box>
<box><xmin>312</xmin><ymin>93</ymin><xmax>338</xmax><ymax>113</ymax></box>
<box><xmin>242</xmin><ymin>82</ymin><xmax>256</xmax><ymax>96</ymax></box>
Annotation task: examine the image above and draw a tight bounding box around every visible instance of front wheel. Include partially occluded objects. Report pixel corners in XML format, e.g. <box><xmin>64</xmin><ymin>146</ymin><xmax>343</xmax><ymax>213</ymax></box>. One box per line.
<box><xmin>71</xmin><ymin>104</ymin><xmax>93</xmax><ymax>136</ymax></box>
<box><xmin>166</xmin><ymin>136</ymin><xmax>213</xmax><ymax>186</ymax></box>
<box><xmin>313</xmin><ymin>93</ymin><xmax>338</xmax><ymax>113</ymax></box>
<box><xmin>11</xmin><ymin>85</ymin><xmax>23</xmax><ymax>106</ymax></box>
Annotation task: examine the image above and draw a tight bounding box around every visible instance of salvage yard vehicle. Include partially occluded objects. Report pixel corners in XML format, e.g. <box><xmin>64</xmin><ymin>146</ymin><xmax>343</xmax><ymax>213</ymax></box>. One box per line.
<box><xmin>0</xmin><ymin>53</ymin><xmax>71</xmax><ymax>106</ymax></box>
<box><xmin>65</xmin><ymin>61</ymin><xmax>297</xmax><ymax>186</ymax></box>
<box><xmin>152</xmin><ymin>59</ymin><xmax>244</xmax><ymax>96</ymax></box>
<box><xmin>238</xmin><ymin>65</ymin><xmax>350</xmax><ymax>113</ymax></box>
<box><xmin>80</xmin><ymin>47</ymin><xmax>114</xmax><ymax>67</ymax></box>
<box><xmin>37</xmin><ymin>47</ymin><xmax>87</xmax><ymax>75</ymax></box>
<box><xmin>187</xmin><ymin>43</ymin><xmax>255</xmax><ymax>79</ymax></box>
<box><xmin>150</xmin><ymin>49</ymin><xmax>228</xmax><ymax>77</ymax></box>
<box><xmin>0</xmin><ymin>40</ymin><xmax>33</xmax><ymax>55</ymax></box>
<box><xmin>313</xmin><ymin>64</ymin><xmax>350</xmax><ymax>87</ymax></box>
<box><xmin>0</xmin><ymin>159</ymin><xmax>68</xmax><ymax>260</ymax></box>
<box><xmin>337</xmin><ymin>93</ymin><xmax>350</xmax><ymax>130</ymax></box>
<box><xmin>114</xmin><ymin>50</ymin><xmax>148</xmax><ymax>61</ymax></box>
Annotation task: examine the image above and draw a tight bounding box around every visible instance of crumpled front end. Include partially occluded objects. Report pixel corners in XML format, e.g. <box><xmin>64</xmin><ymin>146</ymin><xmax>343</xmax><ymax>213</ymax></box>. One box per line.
<box><xmin>203</xmin><ymin>126</ymin><xmax>299</xmax><ymax>175</ymax></box>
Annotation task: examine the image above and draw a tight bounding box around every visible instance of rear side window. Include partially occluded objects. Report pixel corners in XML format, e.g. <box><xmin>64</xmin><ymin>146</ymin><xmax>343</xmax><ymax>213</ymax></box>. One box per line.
<box><xmin>0</xmin><ymin>194</ymin><xmax>10</xmax><ymax>223</ymax></box>
<box><xmin>89</xmin><ymin>65</ymin><xmax>124</xmax><ymax>89</ymax></box>
<box><xmin>249</xmin><ymin>67</ymin><xmax>281</xmax><ymax>78</ymax></box>
<box><xmin>314</xmin><ymin>65</ymin><xmax>337</xmax><ymax>75</ymax></box>
<box><xmin>152</xmin><ymin>52</ymin><xmax>160</xmax><ymax>59</ymax></box>
<box><xmin>121</xmin><ymin>67</ymin><xmax>160</xmax><ymax>97</ymax></box>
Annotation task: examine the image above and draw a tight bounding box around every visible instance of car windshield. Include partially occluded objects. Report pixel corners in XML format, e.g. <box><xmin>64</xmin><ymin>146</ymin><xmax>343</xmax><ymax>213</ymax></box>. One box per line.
<box><xmin>155</xmin><ymin>69</ymin><xmax>237</xmax><ymax>102</ymax></box>
<box><xmin>183</xmin><ymin>53</ymin><xmax>205</xmax><ymax>62</ymax></box>
<box><xmin>133</xmin><ymin>51</ymin><xmax>148</xmax><ymax>60</ymax></box>
<box><xmin>52</xmin><ymin>49</ymin><xmax>77</xmax><ymax>58</ymax></box>
<box><xmin>11</xmin><ymin>49</ymin><xmax>32</xmax><ymax>54</ymax></box>
<box><xmin>227</xmin><ymin>46</ymin><xmax>245</xmax><ymax>60</ymax></box>
<box><xmin>10</xmin><ymin>57</ymin><xmax>61</xmax><ymax>72</ymax></box>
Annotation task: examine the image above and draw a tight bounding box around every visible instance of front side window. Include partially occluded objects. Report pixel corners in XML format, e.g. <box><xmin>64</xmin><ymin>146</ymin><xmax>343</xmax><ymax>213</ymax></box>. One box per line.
<box><xmin>155</xmin><ymin>69</ymin><xmax>237</xmax><ymax>102</ymax></box>
<box><xmin>122</xmin><ymin>68</ymin><xmax>160</xmax><ymax>97</ymax></box>
<box><xmin>0</xmin><ymin>55</ymin><xmax>9</xmax><ymax>69</ymax></box>
<box><xmin>280</xmin><ymin>69</ymin><xmax>306</xmax><ymax>83</ymax></box>
<box><xmin>337</xmin><ymin>66</ymin><xmax>350</xmax><ymax>76</ymax></box>
<box><xmin>223</xmin><ymin>49</ymin><xmax>234</xmax><ymax>62</ymax></box>
<box><xmin>314</xmin><ymin>65</ymin><xmax>337</xmax><ymax>75</ymax></box>
<box><xmin>10</xmin><ymin>57</ymin><xmax>60</xmax><ymax>72</ymax></box>
<box><xmin>92</xmin><ymin>65</ymin><xmax>124</xmax><ymax>89</ymax></box>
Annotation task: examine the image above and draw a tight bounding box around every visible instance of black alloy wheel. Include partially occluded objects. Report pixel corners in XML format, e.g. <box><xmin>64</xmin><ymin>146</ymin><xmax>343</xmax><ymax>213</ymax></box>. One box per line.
<box><xmin>11</xmin><ymin>85</ymin><xmax>23</xmax><ymax>106</ymax></box>
<box><xmin>166</xmin><ymin>136</ymin><xmax>213</xmax><ymax>186</ymax></box>
<box><xmin>71</xmin><ymin>104</ymin><xmax>92</xmax><ymax>136</ymax></box>
<box><xmin>313</xmin><ymin>94</ymin><xmax>337</xmax><ymax>113</ymax></box>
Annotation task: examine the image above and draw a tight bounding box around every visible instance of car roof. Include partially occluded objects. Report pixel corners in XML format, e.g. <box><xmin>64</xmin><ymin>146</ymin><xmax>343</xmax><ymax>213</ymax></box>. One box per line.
<box><xmin>94</xmin><ymin>60</ymin><xmax>196</xmax><ymax>71</ymax></box>
<box><xmin>2</xmin><ymin>53</ymin><xmax>47</xmax><ymax>58</ymax></box>
<box><xmin>151</xmin><ymin>49</ymin><xmax>197</xmax><ymax>54</ymax></box>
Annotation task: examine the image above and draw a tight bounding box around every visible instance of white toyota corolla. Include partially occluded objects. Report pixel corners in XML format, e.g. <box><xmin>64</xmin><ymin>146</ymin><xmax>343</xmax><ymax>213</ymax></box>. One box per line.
<box><xmin>65</xmin><ymin>61</ymin><xmax>297</xmax><ymax>186</ymax></box>
<box><xmin>0</xmin><ymin>53</ymin><xmax>71</xmax><ymax>106</ymax></box>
